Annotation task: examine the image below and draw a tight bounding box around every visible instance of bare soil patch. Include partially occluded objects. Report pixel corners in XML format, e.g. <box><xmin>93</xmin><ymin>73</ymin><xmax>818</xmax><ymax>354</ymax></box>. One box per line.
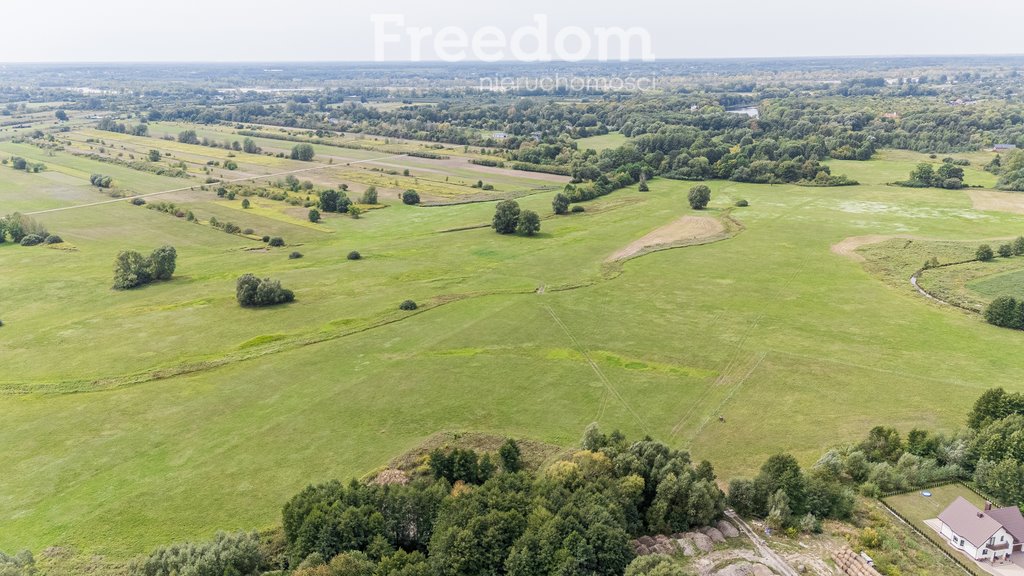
<box><xmin>830</xmin><ymin>235</ymin><xmax>909</xmax><ymax>262</ymax></box>
<box><xmin>967</xmin><ymin>189</ymin><xmax>1024</xmax><ymax>215</ymax></box>
<box><xmin>607</xmin><ymin>215</ymin><xmax>725</xmax><ymax>262</ymax></box>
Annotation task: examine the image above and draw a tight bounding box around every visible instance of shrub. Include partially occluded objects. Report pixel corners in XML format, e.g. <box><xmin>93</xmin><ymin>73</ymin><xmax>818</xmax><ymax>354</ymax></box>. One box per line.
<box><xmin>977</xmin><ymin>244</ymin><xmax>995</xmax><ymax>261</ymax></box>
<box><xmin>289</xmin><ymin>251</ymin><xmax>303</xmax><ymax>259</ymax></box>
<box><xmin>688</xmin><ymin>185</ymin><xmax>711</xmax><ymax>210</ymax></box>
<box><xmin>224</xmin><ymin>160</ymin><xmax>238</xmax><ymax>170</ymax></box>
<box><xmin>984</xmin><ymin>295</ymin><xmax>1023</xmax><ymax>329</ymax></box>
<box><xmin>402</xmin><ymin>189</ymin><xmax>420</xmax><ymax>205</ymax></box>
<box><xmin>999</xmin><ymin>244</ymin><xmax>1013</xmax><ymax>258</ymax></box>
<box><xmin>571</xmin><ymin>205</ymin><xmax>585</xmax><ymax>213</ymax></box>
<box><xmin>262</xmin><ymin>235</ymin><xmax>270</xmax><ymax>243</ymax></box>
<box><xmin>735</xmin><ymin>199</ymin><xmax>749</xmax><ymax>207</ymax></box>
<box><xmin>349</xmin><ymin>205</ymin><xmax>363</xmax><ymax>219</ymax></box>
<box><xmin>44</xmin><ymin>235</ymin><xmax>63</xmax><ymax>244</ymax></box>
<box><xmin>268</xmin><ymin>237</ymin><xmax>285</xmax><ymax>247</ymax></box>
<box><xmin>290</xmin><ymin>144</ymin><xmax>315</xmax><ymax>161</ymax></box>
<box><xmin>360</xmin><ymin>186</ymin><xmax>378</xmax><ymax>205</ymax></box>
<box><xmin>492</xmin><ymin>200</ymin><xmax>521</xmax><ymax>234</ymax></box>
<box><xmin>242</xmin><ymin>228</ymin><xmax>254</xmax><ymax>235</ymax></box>
<box><xmin>19</xmin><ymin>234</ymin><xmax>44</xmax><ymax>246</ymax></box>
<box><xmin>308</xmin><ymin>209</ymin><xmax>320</xmax><ymax>223</ymax></box>
<box><xmin>236</xmin><ymin>274</ymin><xmax>295</xmax><ymax>307</ymax></box>
<box><xmin>241</xmin><ymin>198</ymin><xmax>250</xmax><ymax>209</ymax></box>
<box><xmin>517</xmin><ymin>210</ymin><xmax>541</xmax><ymax>236</ymax></box>
<box><xmin>552</xmin><ymin>192</ymin><xmax>570</xmax><ymax>215</ymax></box>
<box><xmin>1014</xmin><ymin>236</ymin><xmax>1024</xmax><ymax>256</ymax></box>
<box><xmin>399</xmin><ymin>300</ymin><xmax>418</xmax><ymax>311</ymax></box>
<box><xmin>347</xmin><ymin>251</ymin><xmax>361</xmax><ymax>260</ymax></box>
<box><xmin>131</xmin><ymin>197</ymin><xmax>147</xmax><ymax>206</ymax></box>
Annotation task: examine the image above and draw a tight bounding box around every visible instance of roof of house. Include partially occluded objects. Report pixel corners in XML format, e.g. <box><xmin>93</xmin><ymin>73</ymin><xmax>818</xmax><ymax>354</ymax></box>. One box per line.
<box><xmin>988</xmin><ymin>506</ymin><xmax>1024</xmax><ymax>543</ymax></box>
<box><xmin>939</xmin><ymin>497</ymin><xmax>1003</xmax><ymax>548</ymax></box>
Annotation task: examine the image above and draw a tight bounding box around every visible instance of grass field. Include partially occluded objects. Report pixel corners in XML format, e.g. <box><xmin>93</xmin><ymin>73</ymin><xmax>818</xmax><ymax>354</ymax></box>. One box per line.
<box><xmin>884</xmin><ymin>484</ymin><xmax>987</xmax><ymax>533</ymax></box>
<box><xmin>576</xmin><ymin>131</ymin><xmax>630</xmax><ymax>152</ymax></box>
<box><xmin>4</xmin><ymin>132</ymin><xmax>1024</xmax><ymax>559</ymax></box>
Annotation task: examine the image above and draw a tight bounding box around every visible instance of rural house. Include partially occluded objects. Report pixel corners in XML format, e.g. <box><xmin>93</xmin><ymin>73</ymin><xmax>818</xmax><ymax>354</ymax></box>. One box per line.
<box><xmin>937</xmin><ymin>497</ymin><xmax>1024</xmax><ymax>561</ymax></box>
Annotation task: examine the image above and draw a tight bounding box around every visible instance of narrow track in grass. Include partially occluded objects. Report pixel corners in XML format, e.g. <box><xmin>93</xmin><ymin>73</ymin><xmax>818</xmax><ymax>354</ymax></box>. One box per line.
<box><xmin>23</xmin><ymin>153</ymin><xmax>410</xmax><ymax>215</ymax></box>
<box><xmin>541</xmin><ymin>303</ymin><xmax>652</xmax><ymax>436</ymax></box>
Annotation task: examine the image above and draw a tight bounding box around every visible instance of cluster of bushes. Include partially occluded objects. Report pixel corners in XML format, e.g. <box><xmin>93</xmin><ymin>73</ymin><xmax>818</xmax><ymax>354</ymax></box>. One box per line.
<box><xmin>112</xmin><ymin>246</ymin><xmax>177</xmax><ymax>290</ymax></box>
<box><xmin>470</xmin><ymin>180</ymin><xmax>494</xmax><ymax>191</ymax></box>
<box><xmin>492</xmin><ymin>200</ymin><xmax>540</xmax><ymax>236</ymax></box>
<box><xmin>0</xmin><ymin>213</ymin><xmax>51</xmax><ymax>245</ymax></box>
<box><xmin>98</xmin><ymin>117</ymin><xmax>148</xmax><ymax>136</ymax></box>
<box><xmin>399</xmin><ymin>299</ymin><xmax>417</xmax><ymax>311</ymax></box>
<box><xmin>236</xmin><ymin>274</ymin><xmax>294</xmax><ymax>307</ymax></box>
<box><xmin>470</xmin><ymin>158</ymin><xmax>504</xmax><ymax>168</ymax></box>
<box><xmin>402</xmin><ymin>189</ymin><xmax>420</xmax><ymax>205</ymax></box>
<box><xmin>134</xmin><ymin>531</ymin><xmax>265</xmax><ymax>576</ymax></box>
<box><xmin>428</xmin><ymin>446</ymin><xmax>503</xmax><ymax>485</ymax></box>
<box><xmin>89</xmin><ymin>173</ymin><xmax>113</xmax><ymax>188</ymax></box>
<box><xmin>0</xmin><ymin>550</ymin><xmax>35</xmax><ymax>576</ymax></box>
<box><xmin>279</xmin><ymin>427</ymin><xmax>725</xmax><ymax>576</ymax></box>
<box><xmin>208</xmin><ymin>216</ymin><xmax>242</xmax><ymax>235</ymax></box>
<box><xmin>4</xmin><ymin>156</ymin><xmax>46</xmax><ymax>173</ymax></box>
<box><xmin>895</xmin><ymin>161</ymin><xmax>966</xmax><ymax>189</ymax></box>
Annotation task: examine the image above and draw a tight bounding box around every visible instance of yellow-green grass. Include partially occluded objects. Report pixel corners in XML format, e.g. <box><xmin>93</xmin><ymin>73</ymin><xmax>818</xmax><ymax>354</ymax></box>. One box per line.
<box><xmin>5</xmin><ymin>149</ymin><xmax>1024</xmax><ymax>559</ymax></box>
<box><xmin>884</xmin><ymin>484</ymin><xmax>986</xmax><ymax>532</ymax></box>
<box><xmin>828</xmin><ymin>149</ymin><xmax>999</xmax><ymax>188</ymax></box>
<box><xmin>576</xmin><ymin>131</ymin><xmax>630</xmax><ymax>152</ymax></box>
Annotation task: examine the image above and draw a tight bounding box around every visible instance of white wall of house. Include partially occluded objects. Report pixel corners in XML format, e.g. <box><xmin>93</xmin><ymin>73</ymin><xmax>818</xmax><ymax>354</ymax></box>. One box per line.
<box><xmin>940</xmin><ymin>523</ymin><xmax>1013</xmax><ymax>560</ymax></box>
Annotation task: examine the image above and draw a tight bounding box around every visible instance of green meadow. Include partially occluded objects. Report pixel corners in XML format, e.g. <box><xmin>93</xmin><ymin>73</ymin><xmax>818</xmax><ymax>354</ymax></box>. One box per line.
<box><xmin>3</xmin><ymin>131</ymin><xmax>1024</xmax><ymax>558</ymax></box>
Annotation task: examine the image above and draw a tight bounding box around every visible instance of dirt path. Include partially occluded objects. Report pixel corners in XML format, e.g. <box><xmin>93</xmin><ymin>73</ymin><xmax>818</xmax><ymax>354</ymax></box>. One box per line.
<box><xmin>726</xmin><ymin>511</ymin><xmax>802</xmax><ymax>576</ymax></box>
<box><xmin>607</xmin><ymin>215</ymin><xmax>725</xmax><ymax>262</ymax></box>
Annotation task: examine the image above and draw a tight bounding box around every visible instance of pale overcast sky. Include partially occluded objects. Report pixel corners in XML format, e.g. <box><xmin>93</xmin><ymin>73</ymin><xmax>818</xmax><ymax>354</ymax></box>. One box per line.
<box><xmin>1</xmin><ymin>0</ymin><xmax>1023</xmax><ymax>62</ymax></box>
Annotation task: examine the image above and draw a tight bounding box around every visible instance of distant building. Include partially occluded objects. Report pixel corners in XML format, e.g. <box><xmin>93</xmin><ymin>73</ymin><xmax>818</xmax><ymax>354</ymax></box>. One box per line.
<box><xmin>492</xmin><ymin>132</ymin><xmax>508</xmax><ymax>140</ymax></box>
<box><xmin>994</xmin><ymin>144</ymin><xmax>1018</xmax><ymax>151</ymax></box>
<box><xmin>937</xmin><ymin>497</ymin><xmax>1024</xmax><ymax>561</ymax></box>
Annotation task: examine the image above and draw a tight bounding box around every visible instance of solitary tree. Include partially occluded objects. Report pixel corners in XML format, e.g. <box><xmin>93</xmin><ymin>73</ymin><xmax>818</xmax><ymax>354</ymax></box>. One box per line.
<box><xmin>290</xmin><ymin>144</ymin><xmax>315</xmax><ymax>161</ymax></box>
<box><xmin>999</xmin><ymin>244</ymin><xmax>1013</xmax><ymax>258</ymax></box>
<box><xmin>360</xmin><ymin>186</ymin><xmax>378</xmax><ymax>205</ymax></box>
<box><xmin>492</xmin><ymin>200</ymin><xmax>521</xmax><ymax>234</ymax></box>
<box><xmin>148</xmin><ymin>245</ymin><xmax>177</xmax><ymax>281</ymax></box>
<box><xmin>113</xmin><ymin>250</ymin><xmax>151</xmax><ymax>290</ymax></box>
<box><xmin>1013</xmin><ymin>236</ymin><xmax>1024</xmax><ymax>256</ymax></box>
<box><xmin>319</xmin><ymin>189</ymin><xmax>340</xmax><ymax>212</ymax></box>
<box><xmin>977</xmin><ymin>244</ymin><xmax>995</xmax><ymax>261</ymax></box>
<box><xmin>984</xmin><ymin>296</ymin><xmax>1022</xmax><ymax>329</ymax></box>
<box><xmin>517</xmin><ymin>210</ymin><xmax>541</xmax><ymax>236</ymax></box>
<box><xmin>55</xmin><ymin>110</ymin><xmax>69</xmax><ymax>122</ymax></box>
<box><xmin>308</xmin><ymin>209</ymin><xmax>321</xmax><ymax>223</ymax></box>
<box><xmin>552</xmin><ymin>193</ymin><xmax>570</xmax><ymax>215</ymax></box>
<box><xmin>402</xmin><ymin>189</ymin><xmax>420</xmax><ymax>205</ymax></box>
<box><xmin>148</xmin><ymin>149</ymin><xmax>161</xmax><ymax>162</ymax></box>
<box><xmin>688</xmin><ymin>185</ymin><xmax>711</xmax><ymax>210</ymax></box>
<box><xmin>638</xmin><ymin>173</ymin><xmax>650</xmax><ymax>192</ymax></box>
<box><xmin>241</xmin><ymin>198</ymin><xmax>250</xmax><ymax>209</ymax></box>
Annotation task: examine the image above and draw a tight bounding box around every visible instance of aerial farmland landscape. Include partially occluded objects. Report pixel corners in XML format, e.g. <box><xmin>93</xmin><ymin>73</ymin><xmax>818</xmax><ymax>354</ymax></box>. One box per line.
<box><xmin>4</xmin><ymin>2</ymin><xmax>1024</xmax><ymax>575</ymax></box>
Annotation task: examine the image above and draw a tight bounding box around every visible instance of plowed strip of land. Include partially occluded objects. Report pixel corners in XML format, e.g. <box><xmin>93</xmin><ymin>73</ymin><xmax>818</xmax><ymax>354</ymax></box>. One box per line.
<box><xmin>967</xmin><ymin>189</ymin><xmax>1024</xmax><ymax>215</ymax></box>
<box><xmin>607</xmin><ymin>216</ymin><xmax>724</xmax><ymax>262</ymax></box>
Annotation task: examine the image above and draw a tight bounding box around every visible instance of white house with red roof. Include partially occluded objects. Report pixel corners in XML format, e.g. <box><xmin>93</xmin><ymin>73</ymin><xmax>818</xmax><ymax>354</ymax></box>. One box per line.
<box><xmin>938</xmin><ymin>497</ymin><xmax>1024</xmax><ymax>561</ymax></box>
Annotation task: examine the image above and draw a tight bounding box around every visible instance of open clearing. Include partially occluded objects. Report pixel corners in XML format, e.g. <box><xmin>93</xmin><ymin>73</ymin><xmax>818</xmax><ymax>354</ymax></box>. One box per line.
<box><xmin>4</xmin><ymin>134</ymin><xmax>1024</xmax><ymax>558</ymax></box>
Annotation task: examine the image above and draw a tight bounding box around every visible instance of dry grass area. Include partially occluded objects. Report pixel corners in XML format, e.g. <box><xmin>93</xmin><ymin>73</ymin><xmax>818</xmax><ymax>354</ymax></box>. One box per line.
<box><xmin>831</xmin><ymin>235</ymin><xmax>909</xmax><ymax>262</ymax></box>
<box><xmin>966</xmin><ymin>189</ymin><xmax>1024</xmax><ymax>215</ymax></box>
<box><xmin>607</xmin><ymin>215</ymin><xmax>725</xmax><ymax>262</ymax></box>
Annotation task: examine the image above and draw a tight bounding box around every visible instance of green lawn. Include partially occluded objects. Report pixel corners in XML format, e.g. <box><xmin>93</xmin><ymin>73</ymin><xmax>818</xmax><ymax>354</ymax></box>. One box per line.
<box><xmin>4</xmin><ymin>145</ymin><xmax>1024</xmax><ymax>559</ymax></box>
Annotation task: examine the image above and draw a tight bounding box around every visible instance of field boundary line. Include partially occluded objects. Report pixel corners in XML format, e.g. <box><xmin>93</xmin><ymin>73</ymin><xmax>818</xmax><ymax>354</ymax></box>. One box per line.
<box><xmin>23</xmin><ymin>153</ymin><xmax>410</xmax><ymax>215</ymax></box>
<box><xmin>688</xmin><ymin>351</ymin><xmax>766</xmax><ymax>442</ymax></box>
